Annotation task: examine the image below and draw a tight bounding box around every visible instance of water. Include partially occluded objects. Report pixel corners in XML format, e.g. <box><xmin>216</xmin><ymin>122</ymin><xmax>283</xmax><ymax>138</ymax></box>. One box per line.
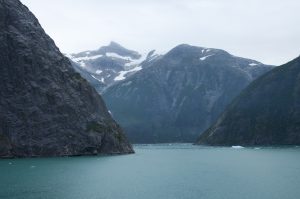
<box><xmin>1</xmin><ymin>144</ymin><xmax>300</xmax><ymax>199</ymax></box>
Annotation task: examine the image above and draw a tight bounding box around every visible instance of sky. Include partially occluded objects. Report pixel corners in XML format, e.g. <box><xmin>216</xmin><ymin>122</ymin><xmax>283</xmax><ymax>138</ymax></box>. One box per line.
<box><xmin>21</xmin><ymin>0</ymin><xmax>300</xmax><ymax>65</ymax></box>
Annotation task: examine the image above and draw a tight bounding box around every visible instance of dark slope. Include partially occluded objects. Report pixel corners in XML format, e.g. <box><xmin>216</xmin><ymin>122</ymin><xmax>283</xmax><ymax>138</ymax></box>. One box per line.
<box><xmin>103</xmin><ymin>44</ymin><xmax>273</xmax><ymax>143</ymax></box>
<box><xmin>196</xmin><ymin>56</ymin><xmax>300</xmax><ymax>146</ymax></box>
<box><xmin>0</xmin><ymin>0</ymin><xmax>133</xmax><ymax>157</ymax></box>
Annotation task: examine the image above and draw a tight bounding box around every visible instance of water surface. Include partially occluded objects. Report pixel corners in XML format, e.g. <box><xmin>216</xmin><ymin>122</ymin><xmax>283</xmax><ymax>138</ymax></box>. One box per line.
<box><xmin>1</xmin><ymin>144</ymin><xmax>300</xmax><ymax>199</ymax></box>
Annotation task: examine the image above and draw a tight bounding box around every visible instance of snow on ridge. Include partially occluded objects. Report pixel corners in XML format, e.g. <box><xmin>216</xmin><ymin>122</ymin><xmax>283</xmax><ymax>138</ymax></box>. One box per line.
<box><xmin>200</xmin><ymin>54</ymin><xmax>214</xmax><ymax>61</ymax></box>
<box><xmin>114</xmin><ymin>71</ymin><xmax>129</xmax><ymax>81</ymax></box>
<box><xmin>96</xmin><ymin>70</ymin><xmax>102</xmax><ymax>74</ymax></box>
<box><xmin>91</xmin><ymin>75</ymin><xmax>105</xmax><ymax>83</ymax></box>
<box><xmin>72</xmin><ymin>54</ymin><xmax>103</xmax><ymax>62</ymax></box>
<box><xmin>105</xmin><ymin>52</ymin><xmax>147</xmax><ymax>68</ymax></box>
<box><xmin>125</xmin><ymin>52</ymin><xmax>148</xmax><ymax>67</ymax></box>
<box><xmin>106</xmin><ymin>52</ymin><xmax>133</xmax><ymax>60</ymax></box>
<box><xmin>201</xmin><ymin>48</ymin><xmax>211</xmax><ymax>54</ymax></box>
<box><xmin>114</xmin><ymin>66</ymin><xmax>142</xmax><ymax>81</ymax></box>
<box><xmin>146</xmin><ymin>53</ymin><xmax>160</xmax><ymax>62</ymax></box>
<box><xmin>249</xmin><ymin>63</ymin><xmax>259</xmax><ymax>66</ymax></box>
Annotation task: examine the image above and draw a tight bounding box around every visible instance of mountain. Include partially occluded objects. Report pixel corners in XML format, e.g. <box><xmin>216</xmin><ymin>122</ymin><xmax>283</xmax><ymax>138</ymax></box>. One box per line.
<box><xmin>102</xmin><ymin>44</ymin><xmax>274</xmax><ymax>143</ymax></box>
<box><xmin>70</xmin><ymin>59</ymin><xmax>106</xmax><ymax>93</ymax></box>
<box><xmin>0</xmin><ymin>0</ymin><xmax>133</xmax><ymax>157</ymax></box>
<box><xmin>196</xmin><ymin>56</ymin><xmax>300</xmax><ymax>146</ymax></box>
<box><xmin>68</xmin><ymin>42</ymin><xmax>161</xmax><ymax>93</ymax></box>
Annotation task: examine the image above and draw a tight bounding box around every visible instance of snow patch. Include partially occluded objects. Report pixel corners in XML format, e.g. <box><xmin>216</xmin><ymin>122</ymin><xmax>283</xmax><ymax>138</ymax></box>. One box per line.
<box><xmin>125</xmin><ymin>52</ymin><xmax>148</xmax><ymax>67</ymax></box>
<box><xmin>91</xmin><ymin>75</ymin><xmax>105</xmax><ymax>83</ymax></box>
<box><xmin>105</xmin><ymin>52</ymin><xmax>147</xmax><ymax>69</ymax></box>
<box><xmin>96</xmin><ymin>70</ymin><xmax>102</xmax><ymax>74</ymax></box>
<box><xmin>200</xmin><ymin>54</ymin><xmax>214</xmax><ymax>61</ymax></box>
<box><xmin>114</xmin><ymin>66</ymin><xmax>142</xmax><ymax>81</ymax></box>
<box><xmin>106</xmin><ymin>52</ymin><xmax>132</xmax><ymax>60</ymax></box>
<box><xmin>249</xmin><ymin>63</ymin><xmax>258</xmax><ymax>66</ymax></box>
<box><xmin>72</xmin><ymin>54</ymin><xmax>103</xmax><ymax>62</ymax></box>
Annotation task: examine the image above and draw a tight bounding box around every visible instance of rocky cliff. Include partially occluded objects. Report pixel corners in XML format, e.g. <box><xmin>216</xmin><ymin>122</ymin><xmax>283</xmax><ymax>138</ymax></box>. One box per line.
<box><xmin>0</xmin><ymin>0</ymin><xmax>133</xmax><ymax>157</ymax></box>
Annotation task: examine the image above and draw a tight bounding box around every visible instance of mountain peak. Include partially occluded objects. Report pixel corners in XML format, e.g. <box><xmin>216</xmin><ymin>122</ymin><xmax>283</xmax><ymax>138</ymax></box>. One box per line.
<box><xmin>108</xmin><ymin>41</ymin><xmax>123</xmax><ymax>48</ymax></box>
<box><xmin>166</xmin><ymin>44</ymin><xmax>229</xmax><ymax>58</ymax></box>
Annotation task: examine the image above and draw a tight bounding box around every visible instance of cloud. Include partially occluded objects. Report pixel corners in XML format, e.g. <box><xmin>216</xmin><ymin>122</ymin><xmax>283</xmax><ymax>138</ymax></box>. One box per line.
<box><xmin>21</xmin><ymin>0</ymin><xmax>300</xmax><ymax>65</ymax></box>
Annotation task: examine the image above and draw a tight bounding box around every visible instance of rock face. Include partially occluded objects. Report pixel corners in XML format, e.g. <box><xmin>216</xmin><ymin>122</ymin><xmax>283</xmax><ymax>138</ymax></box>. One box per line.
<box><xmin>196</xmin><ymin>56</ymin><xmax>300</xmax><ymax>146</ymax></box>
<box><xmin>102</xmin><ymin>44</ymin><xmax>274</xmax><ymax>143</ymax></box>
<box><xmin>68</xmin><ymin>42</ymin><xmax>161</xmax><ymax>93</ymax></box>
<box><xmin>0</xmin><ymin>0</ymin><xmax>133</xmax><ymax>157</ymax></box>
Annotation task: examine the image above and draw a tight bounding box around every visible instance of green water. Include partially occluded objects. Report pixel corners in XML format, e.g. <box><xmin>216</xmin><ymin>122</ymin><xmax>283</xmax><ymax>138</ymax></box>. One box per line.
<box><xmin>1</xmin><ymin>144</ymin><xmax>300</xmax><ymax>199</ymax></box>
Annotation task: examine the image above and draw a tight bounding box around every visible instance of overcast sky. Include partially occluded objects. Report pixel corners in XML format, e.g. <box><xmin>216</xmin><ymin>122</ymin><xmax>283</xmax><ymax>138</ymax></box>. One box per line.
<box><xmin>21</xmin><ymin>0</ymin><xmax>299</xmax><ymax>65</ymax></box>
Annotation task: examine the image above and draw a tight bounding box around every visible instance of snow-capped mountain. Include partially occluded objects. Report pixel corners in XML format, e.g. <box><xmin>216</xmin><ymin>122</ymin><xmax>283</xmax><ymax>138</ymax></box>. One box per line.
<box><xmin>68</xmin><ymin>41</ymin><xmax>161</xmax><ymax>93</ymax></box>
<box><xmin>102</xmin><ymin>44</ymin><xmax>275</xmax><ymax>143</ymax></box>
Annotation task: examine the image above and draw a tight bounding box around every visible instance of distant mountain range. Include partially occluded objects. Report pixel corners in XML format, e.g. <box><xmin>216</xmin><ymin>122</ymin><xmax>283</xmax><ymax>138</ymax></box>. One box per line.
<box><xmin>100</xmin><ymin>44</ymin><xmax>274</xmax><ymax>143</ymax></box>
<box><xmin>196</xmin><ymin>55</ymin><xmax>300</xmax><ymax>146</ymax></box>
<box><xmin>68</xmin><ymin>42</ymin><xmax>161</xmax><ymax>93</ymax></box>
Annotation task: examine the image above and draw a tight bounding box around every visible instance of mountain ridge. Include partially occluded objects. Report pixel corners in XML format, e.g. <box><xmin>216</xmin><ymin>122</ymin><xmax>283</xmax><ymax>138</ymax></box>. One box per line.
<box><xmin>68</xmin><ymin>42</ymin><xmax>161</xmax><ymax>93</ymax></box>
<box><xmin>102</xmin><ymin>44</ymin><xmax>274</xmax><ymax>143</ymax></box>
<box><xmin>196</xmin><ymin>55</ymin><xmax>300</xmax><ymax>146</ymax></box>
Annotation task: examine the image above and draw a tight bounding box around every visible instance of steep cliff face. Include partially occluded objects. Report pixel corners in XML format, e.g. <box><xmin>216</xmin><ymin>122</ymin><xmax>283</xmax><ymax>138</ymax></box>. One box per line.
<box><xmin>0</xmin><ymin>0</ymin><xmax>133</xmax><ymax>157</ymax></box>
<box><xmin>103</xmin><ymin>44</ymin><xmax>273</xmax><ymax>143</ymax></box>
<box><xmin>196</xmin><ymin>56</ymin><xmax>300</xmax><ymax>146</ymax></box>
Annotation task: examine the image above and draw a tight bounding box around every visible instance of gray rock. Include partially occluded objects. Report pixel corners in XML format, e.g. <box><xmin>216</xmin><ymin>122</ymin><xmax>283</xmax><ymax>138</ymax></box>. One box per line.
<box><xmin>0</xmin><ymin>0</ymin><xmax>133</xmax><ymax>157</ymax></box>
